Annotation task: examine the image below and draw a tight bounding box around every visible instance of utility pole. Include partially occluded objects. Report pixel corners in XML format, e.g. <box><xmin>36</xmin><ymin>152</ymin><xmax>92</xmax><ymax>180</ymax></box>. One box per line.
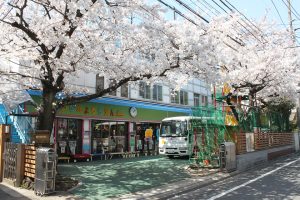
<box><xmin>173</xmin><ymin>7</ymin><xmax>176</xmax><ymax>20</ymax></box>
<box><xmin>288</xmin><ymin>0</ymin><xmax>300</xmax><ymax>136</ymax></box>
<box><xmin>287</xmin><ymin>0</ymin><xmax>296</xmax><ymax>43</ymax></box>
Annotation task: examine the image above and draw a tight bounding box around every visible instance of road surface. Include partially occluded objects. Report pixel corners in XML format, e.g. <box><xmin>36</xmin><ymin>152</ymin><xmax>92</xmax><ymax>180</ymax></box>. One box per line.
<box><xmin>168</xmin><ymin>155</ymin><xmax>300</xmax><ymax>200</ymax></box>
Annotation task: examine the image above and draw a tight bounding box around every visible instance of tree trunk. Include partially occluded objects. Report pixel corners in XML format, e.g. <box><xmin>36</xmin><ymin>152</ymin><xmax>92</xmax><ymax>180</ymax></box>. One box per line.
<box><xmin>37</xmin><ymin>90</ymin><xmax>56</xmax><ymax>133</ymax></box>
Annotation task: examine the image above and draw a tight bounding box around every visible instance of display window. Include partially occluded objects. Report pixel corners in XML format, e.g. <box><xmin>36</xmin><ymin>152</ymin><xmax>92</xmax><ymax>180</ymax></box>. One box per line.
<box><xmin>56</xmin><ymin>118</ymin><xmax>82</xmax><ymax>156</ymax></box>
<box><xmin>91</xmin><ymin>121</ymin><xmax>128</xmax><ymax>154</ymax></box>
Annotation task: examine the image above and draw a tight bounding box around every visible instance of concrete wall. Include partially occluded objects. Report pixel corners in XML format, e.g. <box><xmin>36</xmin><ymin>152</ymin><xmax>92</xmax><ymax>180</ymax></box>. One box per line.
<box><xmin>236</xmin><ymin>145</ymin><xmax>295</xmax><ymax>172</ymax></box>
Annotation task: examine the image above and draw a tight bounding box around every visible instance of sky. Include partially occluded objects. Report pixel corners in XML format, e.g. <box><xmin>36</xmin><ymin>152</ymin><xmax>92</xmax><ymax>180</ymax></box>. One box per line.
<box><xmin>160</xmin><ymin>0</ymin><xmax>300</xmax><ymax>36</ymax></box>
<box><xmin>230</xmin><ymin>0</ymin><xmax>300</xmax><ymax>28</ymax></box>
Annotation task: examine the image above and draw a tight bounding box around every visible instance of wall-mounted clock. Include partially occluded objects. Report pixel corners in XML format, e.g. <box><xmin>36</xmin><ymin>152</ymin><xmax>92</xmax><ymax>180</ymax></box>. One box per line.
<box><xmin>129</xmin><ymin>107</ymin><xmax>137</xmax><ymax>117</ymax></box>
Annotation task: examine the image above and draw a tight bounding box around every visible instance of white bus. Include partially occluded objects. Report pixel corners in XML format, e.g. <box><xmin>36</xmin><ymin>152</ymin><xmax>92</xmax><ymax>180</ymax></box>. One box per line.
<box><xmin>159</xmin><ymin>116</ymin><xmax>215</xmax><ymax>158</ymax></box>
<box><xmin>158</xmin><ymin>116</ymin><xmax>193</xmax><ymax>158</ymax></box>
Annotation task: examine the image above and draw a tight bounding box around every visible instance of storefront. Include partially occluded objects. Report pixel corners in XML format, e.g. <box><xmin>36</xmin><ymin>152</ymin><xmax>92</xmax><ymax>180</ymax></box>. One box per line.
<box><xmin>26</xmin><ymin>93</ymin><xmax>191</xmax><ymax>158</ymax></box>
<box><xmin>55</xmin><ymin>118</ymin><xmax>83</xmax><ymax>156</ymax></box>
<box><xmin>90</xmin><ymin>120</ymin><xmax>128</xmax><ymax>154</ymax></box>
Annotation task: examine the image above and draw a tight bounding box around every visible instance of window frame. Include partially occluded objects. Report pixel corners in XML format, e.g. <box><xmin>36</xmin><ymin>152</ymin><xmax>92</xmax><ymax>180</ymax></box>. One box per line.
<box><xmin>194</xmin><ymin>93</ymin><xmax>200</xmax><ymax>107</ymax></box>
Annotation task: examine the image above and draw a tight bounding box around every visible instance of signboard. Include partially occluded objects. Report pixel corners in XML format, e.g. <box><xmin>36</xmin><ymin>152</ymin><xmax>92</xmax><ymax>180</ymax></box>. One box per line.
<box><xmin>27</xmin><ymin>96</ymin><xmax>187</xmax><ymax>122</ymax></box>
<box><xmin>32</xmin><ymin>130</ymin><xmax>50</xmax><ymax>145</ymax></box>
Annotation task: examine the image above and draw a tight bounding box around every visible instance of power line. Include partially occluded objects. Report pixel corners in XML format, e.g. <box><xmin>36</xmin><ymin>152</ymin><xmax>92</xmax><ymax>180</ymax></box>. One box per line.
<box><xmin>270</xmin><ymin>0</ymin><xmax>287</xmax><ymax>29</ymax></box>
<box><xmin>222</xmin><ymin>0</ymin><xmax>262</xmax><ymax>34</ymax></box>
<box><xmin>201</xmin><ymin>0</ymin><xmax>221</xmax><ymax>15</ymax></box>
<box><xmin>289</xmin><ymin>2</ymin><xmax>300</xmax><ymax>20</ymax></box>
<box><xmin>211</xmin><ymin>0</ymin><xmax>228</xmax><ymax>14</ymax></box>
<box><xmin>157</xmin><ymin>0</ymin><xmax>198</xmax><ymax>25</ymax></box>
<box><xmin>282</xmin><ymin>0</ymin><xmax>300</xmax><ymax>44</ymax></box>
<box><xmin>281</xmin><ymin>0</ymin><xmax>300</xmax><ymax>21</ymax></box>
<box><xmin>173</xmin><ymin>0</ymin><xmax>209</xmax><ymax>23</ymax></box>
<box><xmin>217</xmin><ymin>0</ymin><xmax>265</xmax><ymax>44</ymax></box>
<box><xmin>189</xmin><ymin>0</ymin><xmax>213</xmax><ymax>19</ymax></box>
<box><xmin>176</xmin><ymin>0</ymin><xmax>245</xmax><ymax>46</ymax></box>
<box><xmin>191</xmin><ymin>0</ymin><xmax>246</xmax><ymax>45</ymax></box>
<box><xmin>157</xmin><ymin>0</ymin><xmax>244</xmax><ymax>50</ymax></box>
<box><xmin>196</xmin><ymin>0</ymin><xmax>220</xmax><ymax>16</ymax></box>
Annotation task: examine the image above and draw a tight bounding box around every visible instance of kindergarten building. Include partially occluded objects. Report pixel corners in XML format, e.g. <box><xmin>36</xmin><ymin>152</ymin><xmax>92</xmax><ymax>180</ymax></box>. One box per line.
<box><xmin>4</xmin><ymin>72</ymin><xmax>212</xmax><ymax>159</ymax></box>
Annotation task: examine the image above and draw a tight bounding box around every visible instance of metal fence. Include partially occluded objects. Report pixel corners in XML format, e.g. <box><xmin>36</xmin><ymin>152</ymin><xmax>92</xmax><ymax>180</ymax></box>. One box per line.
<box><xmin>3</xmin><ymin>142</ymin><xmax>18</xmax><ymax>182</ymax></box>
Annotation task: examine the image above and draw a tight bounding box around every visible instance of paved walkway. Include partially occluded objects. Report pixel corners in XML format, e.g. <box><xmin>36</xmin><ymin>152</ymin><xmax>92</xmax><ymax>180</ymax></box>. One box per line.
<box><xmin>0</xmin><ymin>156</ymin><xmax>232</xmax><ymax>200</ymax></box>
<box><xmin>58</xmin><ymin>156</ymin><xmax>191</xmax><ymax>200</ymax></box>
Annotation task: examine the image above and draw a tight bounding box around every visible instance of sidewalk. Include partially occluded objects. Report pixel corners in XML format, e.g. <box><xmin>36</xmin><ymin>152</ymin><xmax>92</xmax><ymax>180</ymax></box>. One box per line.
<box><xmin>0</xmin><ymin>182</ymin><xmax>78</xmax><ymax>200</ymax></box>
<box><xmin>0</xmin><ymin>170</ymin><xmax>234</xmax><ymax>200</ymax></box>
<box><xmin>0</xmin><ymin>157</ymin><xmax>237</xmax><ymax>200</ymax></box>
<box><xmin>113</xmin><ymin>168</ymin><xmax>238</xmax><ymax>200</ymax></box>
<box><xmin>114</xmin><ymin>153</ymin><xmax>300</xmax><ymax>200</ymax></box>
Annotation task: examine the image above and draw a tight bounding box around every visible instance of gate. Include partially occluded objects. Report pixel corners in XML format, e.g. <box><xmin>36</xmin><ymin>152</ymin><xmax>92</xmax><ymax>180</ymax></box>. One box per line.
<box><xmin>3</xmin><ymin>142</ymin><xmax>18</xmax><ymax>184</ymax></box>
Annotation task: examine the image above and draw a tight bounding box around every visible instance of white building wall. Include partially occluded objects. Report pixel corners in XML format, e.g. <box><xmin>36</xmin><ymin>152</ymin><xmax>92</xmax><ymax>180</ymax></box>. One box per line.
<box><xmin>66</xmin><ymin>72</ymin><xmax>212</xmax><ymax>107</ymax></box>
<box><xmin>162</xmin><ymin>85</ymin><xmax>170</xmax><ymax>104</ymax></box>
<box><xmin>129</xmin><ymin>85</ymin><xmax>139</xmax><ymax>99</ymax></box>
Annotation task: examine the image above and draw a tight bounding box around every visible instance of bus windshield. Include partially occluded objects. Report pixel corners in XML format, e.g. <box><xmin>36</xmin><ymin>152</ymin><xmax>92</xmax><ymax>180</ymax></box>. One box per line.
<box><xmin>160</xmin><ymin>120</ymin><xmax>187</xmax><ymax>137</ymax></box>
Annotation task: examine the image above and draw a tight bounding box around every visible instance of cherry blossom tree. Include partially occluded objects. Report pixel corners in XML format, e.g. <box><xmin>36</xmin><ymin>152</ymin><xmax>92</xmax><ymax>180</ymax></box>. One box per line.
<box><xmin>0</xmin><ymin>0</ymin><xmax>298</xmax><ymax>133</ymax></box>
<box><xmin>207</xmin><ymin>15</ymin><xmax>300</xmax><ymax>106</ymax></box>
<box><xmin>0</xmin><ymin>0</ymin><xmax>215</xmax><ymax>131</ymax></box>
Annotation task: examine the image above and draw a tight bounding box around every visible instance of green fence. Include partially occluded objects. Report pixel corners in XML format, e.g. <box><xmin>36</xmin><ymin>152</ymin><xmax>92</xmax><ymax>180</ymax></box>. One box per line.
<box><xmin>189</xmin><ymin>105</ymin><xmax>290</xmax><ymax>168</ymax></box>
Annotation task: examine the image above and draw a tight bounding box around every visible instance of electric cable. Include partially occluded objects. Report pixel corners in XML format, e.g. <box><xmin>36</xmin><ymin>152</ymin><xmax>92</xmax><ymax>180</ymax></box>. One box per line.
<box><xmin>281</xmin><ymin>0</ymin><xmax>300</xmax><ymax>21</ymax></box>
<box><xmin>157</xmin><ymin>0</ymin><xmax>199</xmax><ymax>26</ymax></box>
<box><xmin>173</xmin><ymin>0</ymin><xmax>209</xmax><ymax>23</ymax></box>
<box><xmin>271</xmin><ymin>0</ymin><xmax>287</xmax><ymax>29</ymax></box>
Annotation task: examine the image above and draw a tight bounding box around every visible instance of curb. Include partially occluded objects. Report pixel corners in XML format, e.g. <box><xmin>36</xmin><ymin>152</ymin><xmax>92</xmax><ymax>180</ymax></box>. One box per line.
<box><xmin>67</xmin><ymin>180</ymin><xmax>83</xmax><ymax>193</ymax></box>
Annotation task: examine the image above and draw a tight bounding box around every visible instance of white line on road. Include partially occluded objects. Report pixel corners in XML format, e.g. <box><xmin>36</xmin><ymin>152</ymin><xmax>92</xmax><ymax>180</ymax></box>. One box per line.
<box><xmin>208</xmin><ymin>157</ymin><xmax>300</xmax><ymax>200</ymax></box>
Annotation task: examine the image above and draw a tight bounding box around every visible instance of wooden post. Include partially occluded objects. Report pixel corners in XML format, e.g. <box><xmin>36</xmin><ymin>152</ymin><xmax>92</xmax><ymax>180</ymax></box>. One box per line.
<box><xmin>15</xmin><ymin>144</ymin><xmax>25</xmax><ymax>187</ymax></box>
<box><xmin>0</xmin><ymin>124</ymin><xmax>10</xmax><ymax>182</ymax></box>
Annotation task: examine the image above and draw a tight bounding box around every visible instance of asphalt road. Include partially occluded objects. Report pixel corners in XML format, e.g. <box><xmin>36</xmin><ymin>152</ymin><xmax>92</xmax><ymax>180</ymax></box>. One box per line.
<box><xmin>168</xmin><ymin>155</ymin><xmax>300</xmax><ymax>200</ymax></box>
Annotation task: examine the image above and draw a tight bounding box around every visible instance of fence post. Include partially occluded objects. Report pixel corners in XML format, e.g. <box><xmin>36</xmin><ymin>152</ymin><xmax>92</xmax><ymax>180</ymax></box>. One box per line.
<box><xmin>15</xmin><ymin>144</ymin><xmax>25</xmax><ymax>187</ymax></box>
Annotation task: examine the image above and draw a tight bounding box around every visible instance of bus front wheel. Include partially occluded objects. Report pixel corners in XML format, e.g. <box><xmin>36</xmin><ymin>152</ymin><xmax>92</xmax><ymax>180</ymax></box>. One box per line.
<box><xmin>167</xmin><ymin>155</ymin><xmax>174</xmax><ymax>159</ymax></box>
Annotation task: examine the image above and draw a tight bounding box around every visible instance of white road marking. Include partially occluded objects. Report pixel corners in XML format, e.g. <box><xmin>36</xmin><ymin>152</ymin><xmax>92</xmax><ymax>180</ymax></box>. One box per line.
<box><xmin>208</xmin><ymin>157</ymin><xmax>300</xmax><ymax>200</ymax></box>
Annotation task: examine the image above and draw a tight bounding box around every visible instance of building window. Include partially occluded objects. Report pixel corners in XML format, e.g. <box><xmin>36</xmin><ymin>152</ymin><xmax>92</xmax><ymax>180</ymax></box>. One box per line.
<box><xmin>194</xmin><ymin>93</ymin><xmax>200</xmax><ymax>107</ymax></box>
<box><xmin>171</xmin><ymin>91</ymin><xmax>180</xmax><ymax>104</ymax></box>
<box><xmin>96</xmin><ymin>74</ymin><xmax>104</xmax><ymax>93</ymax></box>
<box><xmin>109</xmin><ymin>79</ymin><xmax>117</xmax><ymax>96</ymax></box>
<box><xmin>152</xmin><ymin>85</ymin><xmax>162</xmax><ymax>101</ymax></box>
<box><xmin>139</xmin><ymin>82</ymin><xmax>151</xmax><ymax>99</ymax></box>
<box><xmin>202</xmin><ymin>95</ymin><xmax>208</xmax><ymax>106</ymax></box>
<box><xmin>171</xmin><ymin>90</ymin><xmax>188</xmax><ymax>105</ymax></box>
<box><xmin>180</xmin><ymin>91</ymin><xmax>188</xmax><ymax>105</ymax></box>
<box><xmin>121</xmin><ymin>83</ymin><xmax>128</xmax><ymax>98</ymax></box>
